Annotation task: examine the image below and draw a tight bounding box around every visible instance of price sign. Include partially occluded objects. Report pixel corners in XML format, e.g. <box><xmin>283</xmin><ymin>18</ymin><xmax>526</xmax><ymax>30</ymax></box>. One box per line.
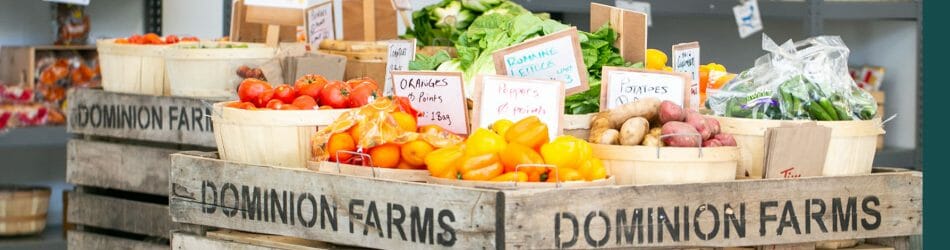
<box><xmin>383</xmin><ymin>40</ymin><xmax>417</xmax><ymax>96</ymax></box>
<box><xmin>305</xmin><ymin>1</ymin><xmax>335</xmax><ymax>47</ymax></box>
<box><xmin>473</xmin><ymin>75</ymin><xmax>565</xmax><ymax>139</ymax></box>
<box><xmin>492</xmin><ymin>27</ymin><xmax>589</xmax><ymax>96</ymax></box>
<box><xmin>733</xmin><ymin>0</ymin><xmax>763</xmax><ymax>38</ymax></box>
<box><xmin>600</xmin><ymin>67</ymin><xmax>689</xmax><ymax>110</ymax></box>
<box><xmin>672</xmin><ymin>41</ymin><xmax>700</xmax><ymax>109</ymax></box>
<box><xmin>391</xmin><ymin>71</ymin><xmax>469</xmax><ymax>135</ymax></box>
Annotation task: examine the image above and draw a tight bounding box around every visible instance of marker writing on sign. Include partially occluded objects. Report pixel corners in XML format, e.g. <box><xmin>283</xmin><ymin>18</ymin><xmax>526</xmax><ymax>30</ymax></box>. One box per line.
<box><xmin>495</xmin><ymin>83</ymin><xmax>548</xmax><ymax>117</ymax></box>
<box><xmin>422</xmin><ymin>111</ymin><xmax>453</xmax><ymax>125</ymax></box>
<box><xmin>399</xmin><ymin>78</ymin><xmax>449</xmax><ymax>89</ymax></box>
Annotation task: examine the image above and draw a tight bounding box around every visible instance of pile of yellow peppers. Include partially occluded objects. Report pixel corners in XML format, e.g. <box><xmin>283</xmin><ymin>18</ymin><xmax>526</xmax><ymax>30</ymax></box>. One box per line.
<box><xmin>425</xmin><ymin>116</ymin><xmax>608</xmax><ymax>182</ymax></box>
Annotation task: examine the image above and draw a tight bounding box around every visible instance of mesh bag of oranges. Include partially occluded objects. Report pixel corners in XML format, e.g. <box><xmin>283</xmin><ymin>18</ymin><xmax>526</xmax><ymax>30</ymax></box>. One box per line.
<box><xmin>310</xmin><ymin>96</ymin><xmax>463</xmax><ymax>170</ymax></box>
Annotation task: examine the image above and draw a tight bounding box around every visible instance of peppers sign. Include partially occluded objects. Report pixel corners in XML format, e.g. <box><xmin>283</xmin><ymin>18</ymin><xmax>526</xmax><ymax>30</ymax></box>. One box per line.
<box><xmin>473</xmin><ymin>75</ymin><xmax>564</xmax><ymax>139</ymax></box>
<box><xmin>391</xmin><ymin>71</ymin><xmax>470</xmax><ymax>135</ymax></box>
<box><xmin>600</xmin><ymin>67</ymin><xmax>690</xmax><ymax>111</ymax></box>
<box><xmin>305</xmin><ymin>1</ymin><xmax>335</xmax><ymax>48</ymax></box>
<box><xmin>492</xmin><ymin>27</ymin><xmax>589</xmax><ymax>96</ymax></box>
<box><xmin>384</xmin><ymin>40</ymin><xmax>417</xmax><ymax>96</ymax></box>
<box><xmin>672</xmin><ymin>42</ymin><xmax>700</xmax><ymax>110</ymax></box>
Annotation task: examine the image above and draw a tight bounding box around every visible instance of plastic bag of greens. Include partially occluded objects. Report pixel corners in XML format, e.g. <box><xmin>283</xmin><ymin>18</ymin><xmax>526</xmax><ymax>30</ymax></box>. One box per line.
<box><xmin>707</xmin><ymin>34</ymin><xmax>877</xmax><ymax>121</ymax></box>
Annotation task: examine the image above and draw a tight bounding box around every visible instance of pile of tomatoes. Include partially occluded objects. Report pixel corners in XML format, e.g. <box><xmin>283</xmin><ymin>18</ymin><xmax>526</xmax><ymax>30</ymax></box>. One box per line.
<box><xmin>228</xmin><ymin>74</ymin><xmax>381</xmax><ymax>111</ymax></box>
<box><xmin>114</xmin><ymin>33</ymin><xmax>198</xmax><ymax>45</ymax></box>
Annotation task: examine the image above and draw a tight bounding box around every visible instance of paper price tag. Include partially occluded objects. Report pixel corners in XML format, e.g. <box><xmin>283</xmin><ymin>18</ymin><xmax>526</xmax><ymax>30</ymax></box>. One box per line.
<box><xmin>473</xmin><ymin>75</ymin><xmax>565</xmax><ymax>139</ymax></box>
<box><xmin>600</xmin><ymin>67</ymin><xmax>689</xmax><ymax>110</ymax></box>
<box><xmin>391</xmin><ymin>71</ymin><xmax>469</xmax><ymax>135</ymax></box>
<box><xmin>672</xmin><ymin>42</ymin><xmax>700</xmax><ymax>109</ymax></box>
<box><xmin>305</xmin><ymin>2</ymin><xmax>335</xmax><ymax>47</ymax></box>
<box><xmin>492</xmin><ymin>27</ymin><xmax>589</xmax><ymax>96</ymax></box>
<box><xmin>383</xmin><ymin>40</ymin><xmax>417</xmax><ymax>96</ymax></box>
<box><xmin>733</xmin><ymin>0</ymin><xmax>763</xmax><ymax>38</ymax></box>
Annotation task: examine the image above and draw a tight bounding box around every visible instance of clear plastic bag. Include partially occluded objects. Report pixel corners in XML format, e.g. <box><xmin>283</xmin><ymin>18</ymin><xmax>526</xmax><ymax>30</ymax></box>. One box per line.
<box><xmin>707</xmin><ymin>34</ymin><xmax>877</xmax><ymax>120</ymax></box>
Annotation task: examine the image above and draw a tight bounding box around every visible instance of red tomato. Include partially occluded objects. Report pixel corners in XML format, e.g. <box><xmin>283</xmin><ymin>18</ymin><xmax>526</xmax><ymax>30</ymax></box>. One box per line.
<box><xmin>256</xmin><ymin>88</ymin><xmax>275</xmax><ymax>107</ymax></box>
<box><xmin>144</xmin><ymin>33</ymin><xmax>163</xmax><ymax>44</ymax></box>
<box><xmin>279</xmin><ymin>105</ymin><xmax>300</xmax><ymax>110</ymax></box>
<box><xmin>265</xmin><ymin>99</ymin><xmax>286</xmax><ymax>110</ymax></box>
<box><xmin>272</xmin><ymin>84</ymin><xmax>297</xmax><ymax>104</ymax></box>
<box><xmin>128</xmin><ymin>34</ymin><xmax>144</xmax><ymax>44</ymax></box>
<box><xmin>226</xmin><ymin>101</ymin><xmax>256</xmax><ymax>110</ymax></box>
<box><xmin>165</xmin><ymin>35</ymin><xmax>179</xmax><ymax>44</ymax></box>
<box><xmin>181</xmin><ymin>36</ymin><xmax>199</xmax><ymax>42</ymax></box>
<box><xmin>237</xmin><ymin>79</ymin><xmax>273</xmax><ymax>107</ymax></box>
<box><xmin>294</xmin><ymin>74</ymin><xmax>327</xmax><ymax>99</ymax></box>
<box><xmin>319</xmin><ymin>81</ymin><xmax>351</xmax><ymax>109</ymax></box>
<box><xmin>348</xmin><ymin>81</ymin><xmax>379</xmax><ymax>108</ymax></box>
<box><xmin>346</xmin><ymin>77</ymin><xmax>378</xmax><ymax>89</ymax></box>
<box><xmin>292</xmin><ymin>95</ymin><xmax>317</xmax><ymax>110</ymax></box>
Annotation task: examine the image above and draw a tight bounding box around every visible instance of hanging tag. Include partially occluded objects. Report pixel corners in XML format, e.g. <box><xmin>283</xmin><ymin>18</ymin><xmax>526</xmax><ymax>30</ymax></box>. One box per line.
<box><xmin>383</xmin><ymin>39</ymin><xmax>416</xmax><ymax>96</ymax></box>
<box><xmin>305</xmin><ymin>1</ymin><xmax>335</xmax><ymax>47</ymax></box>
<box><xmin>733</xmin><ymin>0</ymin><xmax>763</xmax><ymax>38</ymax></box>
<box><xmin>672</xmin><ymin>42</ymin><xmax>700</xmax><ymax>110</ymax></box>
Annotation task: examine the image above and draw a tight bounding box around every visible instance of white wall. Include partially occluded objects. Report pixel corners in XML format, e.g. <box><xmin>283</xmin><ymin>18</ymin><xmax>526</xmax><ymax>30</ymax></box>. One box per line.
<box><xmin>163</xmin><ymin>0</ymin><xmax>224</xmax><ymax>39</ymax></box>
<box><xmin>0</xmin><ymin>0</ymin><xmax>143</xmax><ymax>45</ymax></box>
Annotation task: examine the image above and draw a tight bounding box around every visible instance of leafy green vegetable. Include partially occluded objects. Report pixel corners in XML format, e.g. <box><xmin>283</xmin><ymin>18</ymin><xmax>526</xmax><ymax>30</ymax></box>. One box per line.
<box><xmin>461</xmin><ymin>0</ymin><xmax>501</xmax><ymax>12</ymax></box>
<box><xmin>408</xmin><ymin>50</ymin><xmax>452</xmax><ymax>71</ymax></box>
<box><xmin>431</xmin><ymin>1</ymin><xmax>475</xmax><ymax>30</ymax></box>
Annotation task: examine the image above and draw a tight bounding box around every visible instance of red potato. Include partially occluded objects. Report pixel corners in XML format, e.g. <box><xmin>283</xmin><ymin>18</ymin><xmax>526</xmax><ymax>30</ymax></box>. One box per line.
<box><xmin>661</xmin><ymin>121</ymin><xmax>701</xmax><ymax>147</ymax></box>
<box><xmin>685</xmin><ymin>111</ymin><xmax>712</xmax><ymax>140</ymax></box>
<box><xmin>659</xmin><ymin>101</ymin><xmax>686</xmax><ymax>124</ymax></box>
<box><xmin>703</xmin><ymin>139</ymin><xmax>723</xmax><ymax>147</ymax></box>
<box><xmin>713</xmin><ymin>133</ymin><xmax>737</xmax><ymax>146</ymax></box>
<box><xmin>706</xmin><ymin>117</ymin><xmax>721</xmax><ymax>135</ymax></box>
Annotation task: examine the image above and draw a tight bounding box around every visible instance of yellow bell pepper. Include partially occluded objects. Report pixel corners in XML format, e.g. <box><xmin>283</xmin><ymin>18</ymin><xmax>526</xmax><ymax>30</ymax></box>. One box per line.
<box><xmin>546</xmin><ymin>167</ymin><xmax>584</xmax><ymax>183</ymax></box>
<box><xmin>577</xmin><ymin>158</ymin><xmax>607</xmax><ymax>181</ymax></box>
<box><xmin>504</xmin><ymin>116</ymin><xmax>549</xmax><ymax>149</ymax></box>
<box><xmin>540</xmin><ymin>136</ymin><xmax>584</xmax><ymax>169</ymax></box>
<box><xmin>646</xmin><ymin>49</ymin><xmax>668</xmax><ymax>70</ymax></box>
<box><xmin>465</xmin><ymin>128</ymin><xmax>507</xmax><ymax>156</ymax></box>
<box><xmin>489</xmin><ymin>172</ymin><xmax>528</xmax><ymax>182</ymax></box>
<box><xmin>425</xmin><ymin>146</ymin><xmax>464</xmax><ymax>179</ymax></box>
<box><xmin>490</xmin><ymin>119</ymin><xmax>514</xmax><ymax>137</ymax></box>
<box><xmin>458</xmin><ymin>153</ymin><xmax>504</xmax><ymax>181</ymax></box>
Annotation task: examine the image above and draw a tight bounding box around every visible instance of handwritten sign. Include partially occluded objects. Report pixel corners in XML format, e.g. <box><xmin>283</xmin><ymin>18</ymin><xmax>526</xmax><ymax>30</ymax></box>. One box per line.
<box><xmin>672</xmin><ymin>42</ymin><xmax>700</xmax><ymax>109</ymax></box>
<box><xmin>473</xmin><ymin>75</ymin><xmax>564</xmax><ymax>139</ymax></box>
<box><xmin>492</xmin><ymin>27</ymin><xmax>589</xmax><ymax>96</ymax></box>
<box><xmin>733</xmin><ymin>0</ymin><xmax>763</xmax><ymax>38</ymax></box>
<box><xmin>305</xmin><ymin>2</ymin><xmax>334</xmax><ymax>47</ymax></box>
<box><xmin>383</xmin><ymin>40</ymin><xmax>416</xmax><ymax>96</ymax></box>
<box><xmin>600</xmin><ymin>67</ymin><xmax>689</xmax><ymax>111</ymax></box>
<box><xmin>391</xmin><ymin>71</ymin><xmax>469</xmax><ymax>135</ymax></box>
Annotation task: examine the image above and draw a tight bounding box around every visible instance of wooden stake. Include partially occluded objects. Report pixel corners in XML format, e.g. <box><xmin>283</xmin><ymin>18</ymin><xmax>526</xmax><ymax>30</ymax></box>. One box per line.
<box><xmin>362</xmin><ymin>0</ymin><xmax>376</xmax><ymax>41</ymax></box>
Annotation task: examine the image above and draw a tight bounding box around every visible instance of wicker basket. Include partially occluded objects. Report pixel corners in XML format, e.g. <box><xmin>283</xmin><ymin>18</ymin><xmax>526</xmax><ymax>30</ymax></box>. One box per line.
<box><xmin>0</xmin><ymin>185</ymin><xmax>50</xmax><ymax>236</ymax></box>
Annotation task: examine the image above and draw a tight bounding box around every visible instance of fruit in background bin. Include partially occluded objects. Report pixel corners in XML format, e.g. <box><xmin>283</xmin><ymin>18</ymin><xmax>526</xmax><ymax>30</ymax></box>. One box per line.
<box><xmin>165</xmin><ymin>35</ymin><xmax>179</xmax><ymax>44</ymax></box>
<box><xmin>368</xmin><ymin>143</ymin><xmax>401</xmax><ymax>168</ymax></box>
<box><xmin>326</xmin><ymin>133</ymin><xmax>357</xmax><ymax>162</ymax></box>
<box><xmin>459</xmin><ymin>153</ymin><xmax>503</xmax><ymax>181</ymax></box>
<box><xmin>401</xmin><ymin>140</ymin><xmax>434</xmax><ymax>166</ymax></box>
<box><xmin>465</xmin><ymin>128</ymin><xmax>507</xmax><ymax>156</ymax></box>
<box><xmin>292</xmin><ymin>95</ymin><xmax>317</xmax><ymax>110</ymax></box>
<box><xmin>319</xmin><ymin>81</ymin><xmax>351</xmax><ymax>109</ymax></box>
<box><xmin>425</xmin><ymin>146</ymin><xmax>464</xmax><ymax>179</ymax></box>
<box><xmin>504</xmin><ymin>116</ymin><xmax>549</xmax><ymax>149</ymax></box>
<box><xmin>646</xmin><ymin>49</ymin><xmax>668</xmax><ymax>70</ymax></box>
<box><xmin>237</xmin><ymin>78</ymin><xmax>272</xmax><ymax>106</ymax></box>
<box><xmin>272</xmin><ymin>84</ymin><xmax>296</xmax><ymax>104</ymax></box>
<box><xmin>294</xmin><ymin>74</ymin><xmax>328</xmax><ymax>99</ymax></box>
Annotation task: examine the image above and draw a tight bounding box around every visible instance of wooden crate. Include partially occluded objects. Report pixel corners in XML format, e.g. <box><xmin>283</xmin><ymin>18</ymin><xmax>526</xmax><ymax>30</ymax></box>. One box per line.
<box><xmin>172</xmin><ymin>230</ymin><xmax>347</xmax><ymax>249</ymax></box>
<box><xmin>169</xmin><ymin>152</ymin><xmax>922</xmax><ymax>249</ymax></box>
<box><xmin>0</xmin><ymin>45</ymin><xmax>97</xmax><ymax>86</ymax></box>
<box><xmin>68</xmin><ymin>230</ymin><xmax>167</xmax><ymax>250</ymax></box>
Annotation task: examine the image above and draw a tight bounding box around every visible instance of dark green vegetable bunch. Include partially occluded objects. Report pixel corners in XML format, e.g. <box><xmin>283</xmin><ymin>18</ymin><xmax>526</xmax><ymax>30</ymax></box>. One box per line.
<box><xmin>720</xmin><ymin>74</ymin><xmax>877</xmax><ymax>120</ymax></box>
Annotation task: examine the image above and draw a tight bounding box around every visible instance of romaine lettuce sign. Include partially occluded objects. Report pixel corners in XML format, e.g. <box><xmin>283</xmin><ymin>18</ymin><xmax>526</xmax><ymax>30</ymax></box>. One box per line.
<box><xmin>492</xmin><ymin>27</ymin><xmax>589</xmax><ymax>95</ymax></box>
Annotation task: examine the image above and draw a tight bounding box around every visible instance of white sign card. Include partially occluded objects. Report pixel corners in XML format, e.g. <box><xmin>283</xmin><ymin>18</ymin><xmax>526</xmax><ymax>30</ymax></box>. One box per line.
<box><xmin>244</xmin><ymin>0</ymin><xmax>306</xmax><ymax>9</ymax></box>
<box><xmin>600</xmin><ymin>67</ymin><xmax>690</xmax><ymax>111</ymax></box>
<box><xmin>615</xmin><ymin>0</ymin><xmax>652</xmax><ymax>26</ymax></box>
<box><xmin>383</xmin><ymin>40</ymin><xmax>417</xmax><ymax>96</ymax></box>
<box><xmin>733</xmin><ymin>0</ymin><xmax>763</xmax><ymax>39</ymax></box>
<box><xmin>492</xmin><ymin>27</ymin><xmax>589</xmax><ymax>96</ymax></box>
<box><xmin>473</xmin><ymin>75</ymin><xmax>565</xmax><ymax>139</ymax></box>
<box><xmin>391</xmin><ymin>71</ymin><xmax>469</xmax><ymax>135</ymax></box>
<box><xmin>672</xmin><ymin>42</ymin><xmax>700</xmax><ymax>110</ymax></box>
<box><xmin>305</xmin><ymin>1</ymin><xmax>335</xmax><ymax>47</ymax></box>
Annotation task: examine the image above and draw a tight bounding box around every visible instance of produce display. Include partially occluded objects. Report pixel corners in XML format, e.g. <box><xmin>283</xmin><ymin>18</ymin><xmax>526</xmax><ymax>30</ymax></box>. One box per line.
<box><xmin>178</xmin><ymin>43</ymin><xmax>250</xmax><ymax>49</ymax></box>
<box><xmin>113</xmin><ymin>33</ymin><xmax>198</xmax><ymax>45</ymax></box>
<box><xmin>311</xmin><ymin>97</ymin><xmax>464</xmax><ymax>170</ymax></box>
<box><xmin>589</xmin><ymin>97</ymin><xmax>735</xmax><ymax>147</ymax></box>
<box><xmin>225</xmin><ymin>75</ymin><xmax>380</xmax><ymax>110</ymax></box>
<box><xmin>426</xmin><ymin>116</ymin><xmax>607</xmax><ymax>182</ymax></box>
<box><xmin>235</xmin><ymin>65</ymin><xmax>266</xmax><ymax>81</ymax></box>
<box><xmin>707</xmin><ymin>35</ymin><xmax>877</xmax><ymax>121</ymax></box>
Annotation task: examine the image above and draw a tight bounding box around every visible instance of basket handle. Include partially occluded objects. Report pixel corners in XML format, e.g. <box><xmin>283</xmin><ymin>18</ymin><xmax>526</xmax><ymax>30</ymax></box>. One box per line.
<box><xmin>335</xmin><ymin>149</ymin><xmax>378</xmax><ymax>178</ymax></box>
<box><xmin>656</xmin><ymin>133</ymin><xmax>704</xmax><ymax>159</ymax></box>
<box><xmin>513</xmin><ymin>164</ymin><xmax>561</xmax><ymax>188</ymax></box>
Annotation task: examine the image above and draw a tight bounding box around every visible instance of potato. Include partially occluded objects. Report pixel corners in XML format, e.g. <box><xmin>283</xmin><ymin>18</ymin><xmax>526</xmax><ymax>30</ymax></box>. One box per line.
<box><xmin>649</xmin><ymin>127</ymin><xmax>662</xmax><ymax>137</ymax></box>
<box><xmin>661</xmin><ymin>121</ymin><xmax>701</xmax><ymax>147</ymax></box>
<box><xmin>685</xmin><ymin>111</ymin><xmax>711</xmax><ymax>140</ymax></box>
<box><xmin>642</xmin><ymin>134</ymin><xmax>663</xmax><ymax>147</ymax></box>
<box><xmin>706</xmin><ymin>117</ymin><xmax>721</xmax><ymax>135</ymax></box>
<box><xmin>713</xmin><ymin>133</ymin><xmax>737</xmax><ymax>146</ymax></box>
<box><xmin>703</xmin><ymin>139</ymin><xmax>723</xmax><ymax>147</ymax></box>
<box><xmin>588</xmin><ymin>112</ymin><xmax>616</xmax><ymax>144</ymax></box>
<box><xmin>608</xmin><ymin>97</ymin><xmax>661</xmax><ymax>128</ymax></box>
<box><xmin>595</xmin><ymin>129</ymin><xmax>621</xmax><ymax>145</ymax></box>
<box><xmin>659</xmin><ymin>101</ymin><xmax>686</xmax><ymax>124</ymax></box>
<box><xmin>620</xmin><ymin>117</ymin><xmax>650</xmax><ymax>146</ymax></box>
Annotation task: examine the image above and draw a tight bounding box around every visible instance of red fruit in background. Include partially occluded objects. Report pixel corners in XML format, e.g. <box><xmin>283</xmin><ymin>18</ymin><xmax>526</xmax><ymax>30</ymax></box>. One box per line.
<box><xmin>237</xmin><ymin>79</ymin><xmax>272</xmax><ymax>107</ymax></box>
<box><xmin>294</xmin><ymin>74</ymin><xmax>327</xmax><ymax>99</ymax></box>
<box><xmin>181</xmin><ymin>36</ymin><xmax>199</xmax><ymax>42</ymax></box>
<box><xmin>292</xmin><ymin>95</ymin><xmax>317</xmax><ymax>110</ymax></box>
<box><xmin>319</xmin><ymin>81</ymin><xmax>351</xmax><ymax>109</ymax></box>
<box><xmin>226</xmin><ymin>101</ymin><xmax>256</xmax><ymax>110</ymax></box>
<box><xmin>144</xmin><ymin>33</ymin><xmax>163</xmax><ymax>44</ymax></box>
<box><xmin>265</xmin><ymin>99</ymin><xmax>286</xmax><ymax>110</ymax></box>
<box><xmin>279</xmin><ymin>104</ymin><xmax>300</xmax><ymax>110</ymax></box>
<box><xmin>348</xmin><ymin>82</ymin><xmax>379</xmax><ymax>108</ymax></box>
<box><xmin>165</xmin><ymin>35</ymin><xmax>179</xmax><ymax>44</ymax></box>
<box><xmin>346</xmin><ymin>77</ymin><xmax>378</xmax><ymax>89</ymax></box>
<box><xmin>272</xmin><ymin>84</ymin><xmax>297</xmax><ymax>104</ymax></box>
<box><xmin>128</xmin><ymin>34</ymin><xmax>144</xmax><ymax>44</ymax></box>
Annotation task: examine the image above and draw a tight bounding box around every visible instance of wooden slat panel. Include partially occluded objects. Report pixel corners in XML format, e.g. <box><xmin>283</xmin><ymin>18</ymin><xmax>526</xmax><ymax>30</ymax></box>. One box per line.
<box><xmin>68</xmin><ymin>230</ymin><xmax>166</xmax><ymax>250</ymax></box>
<box><xmin>173</xmin><ymin>232</ymin><xmax>281</xmax><ymax>250</ymax></box>
<box><xmin>66</xmin><ymin>88</ymin><xmax>216</xmax><ymax>147</ymax></box>
<box><xmin>169</xmin><ymin>152</ymin><xmax>499</xmax><ymax>249</ymax></box>
<box><xmin>207</xmin><ymin>230</ymin><xmax>339</xmax><ymax>250</ymax></box>
<box><xmin>67</xmin><ymin>192</ymin><xmax>192</xmax><ymax>238</ymax></box>
<box><xmin>67</xmin><ymin>139</ymin><xmax>176</xmax><ymax>196</ymax></box>
<box><xmin>503</xmin><ymin>173</ymin><xmax>922</xmax><ymax>249</ymax></box>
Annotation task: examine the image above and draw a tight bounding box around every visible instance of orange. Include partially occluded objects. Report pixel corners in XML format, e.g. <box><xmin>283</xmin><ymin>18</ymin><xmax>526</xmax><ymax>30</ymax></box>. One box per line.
<box><xmin>368</xmin><ymin>143</ymin><xmax>401</xmax><ymax>168</ymax></box>
<box><xmin>401</xmin><ymin>140</ymin><xmax>435</xmax><ymax>166</ymax></box>
<box><xmin>326</xmin><ymin>133</ymin><xmax>356</xmax><ymax>162</ymax></box>
<box><xmin>349</xmin><ymin>122</ymin><xmax>367</xmax><ymax>147</ymax></box>
<box><xmin>397</xmin><ymin>161</ymin><xmax>421</xmax><ymax>170</ymax></box>
<box><xmin>390</xmin><ymin>111</ymin><xmax>417</xmax><ymax>132</ymax></box>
